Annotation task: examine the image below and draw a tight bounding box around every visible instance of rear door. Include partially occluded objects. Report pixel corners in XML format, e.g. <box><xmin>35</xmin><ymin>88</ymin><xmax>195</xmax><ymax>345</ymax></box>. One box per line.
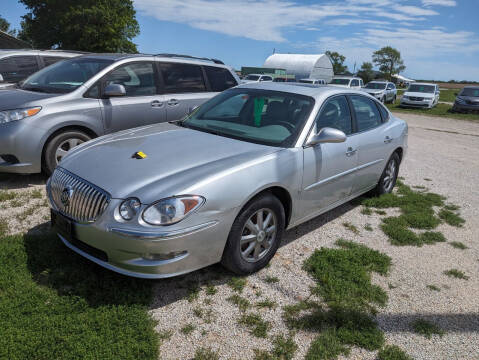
<box><xmin>100</xmin><ymin>61</ymin><xmax>166</xmax><ymax>133</ymax></box>
<box><xmin>348</xmin><ymin>95</ymin><xmax>391</xmax><ymax>194</ymax></box>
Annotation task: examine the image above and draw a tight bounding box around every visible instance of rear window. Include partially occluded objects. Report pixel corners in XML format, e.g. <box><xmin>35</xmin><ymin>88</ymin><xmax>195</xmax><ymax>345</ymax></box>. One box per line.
<box><xmin>160</xmin><ymin>63</ymin><xmax>206</xmax><ymax>93</ymax></box>
<box><xmin>204</xmin><ymin>66</ymin><xmax>237</xmax><ymax>92</ymax></box>
<box><xmin>331</xmin><ymin>78</ymin><xmax>350</xmax><ymax>85</ymax></box>
<box><xmin>0</xmin><ymin>56</ymin><xmax>39</xmax><ymax>83</ymax></box>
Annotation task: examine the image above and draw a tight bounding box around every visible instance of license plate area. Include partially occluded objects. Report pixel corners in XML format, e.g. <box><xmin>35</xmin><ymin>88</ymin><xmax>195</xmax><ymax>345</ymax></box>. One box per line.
<box><xmin>51</xmin><ymin>210</ymin><xmax>74</xmax><ymax>238</ymax></box>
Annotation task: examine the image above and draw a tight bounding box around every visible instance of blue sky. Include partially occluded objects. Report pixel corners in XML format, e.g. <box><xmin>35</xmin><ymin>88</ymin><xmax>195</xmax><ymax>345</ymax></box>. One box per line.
<box><xmin>3</xmin><ymin>0</ymin><xmax>479</xmax><ymax>81</ymax></box>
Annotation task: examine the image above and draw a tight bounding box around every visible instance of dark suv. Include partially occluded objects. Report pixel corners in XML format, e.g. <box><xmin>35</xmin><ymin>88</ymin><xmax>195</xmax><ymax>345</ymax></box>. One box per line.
<box><xmin>452</xmin><ymin>86</ymin><xmax>479</xmax><ymax>113</ymax></box>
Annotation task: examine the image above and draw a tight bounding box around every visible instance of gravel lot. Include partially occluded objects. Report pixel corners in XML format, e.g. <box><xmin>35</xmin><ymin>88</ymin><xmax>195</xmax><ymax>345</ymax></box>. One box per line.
<box><xmin>1</xmin><ymin>112</ymin><xmax>478</xmax><ymax>359</ymax></box>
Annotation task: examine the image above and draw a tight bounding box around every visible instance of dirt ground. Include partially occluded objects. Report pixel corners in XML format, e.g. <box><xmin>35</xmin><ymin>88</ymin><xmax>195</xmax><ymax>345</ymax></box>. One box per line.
<box><xmin>0</xmin><ymin>112</ymin><xmax>477</xmax><ymax>359</ymax></box>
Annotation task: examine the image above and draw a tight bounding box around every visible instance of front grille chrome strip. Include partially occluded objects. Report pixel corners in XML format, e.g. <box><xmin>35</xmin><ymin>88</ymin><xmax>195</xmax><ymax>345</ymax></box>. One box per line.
<box><xmin>48</xmin><ymin>168</ymin><xmax>111</xmax><ymax>223</ymax></box>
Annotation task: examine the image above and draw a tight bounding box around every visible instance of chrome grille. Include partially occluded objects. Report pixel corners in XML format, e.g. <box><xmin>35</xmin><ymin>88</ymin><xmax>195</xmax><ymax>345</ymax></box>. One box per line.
<box><xmin>409</xmin><ymin>96</ymin><xmax>423</xmax><ymax>101</ymax></box>
<box><xmin>48</xmin><ymin>168</ymin><xmax>111</xmax><ymax>223</ymax></box>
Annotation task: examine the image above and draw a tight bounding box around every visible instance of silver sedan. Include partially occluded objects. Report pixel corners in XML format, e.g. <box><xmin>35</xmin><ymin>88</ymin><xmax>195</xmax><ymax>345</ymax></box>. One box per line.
<box><xmin>47</xmin><ymin>83</ymin><xmax>408</xmax><ymax>278</ymax></box>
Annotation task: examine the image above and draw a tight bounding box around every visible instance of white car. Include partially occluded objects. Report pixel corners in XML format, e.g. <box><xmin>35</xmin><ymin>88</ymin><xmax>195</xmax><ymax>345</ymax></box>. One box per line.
<box><xmin>330</xmin><ymin>76</ymin><xmax>363</xmax><ymax>89</ymax></box>
<box><xmin>361</xmin><ymin>81</ymin><xmax>397</xmax><ymax>103</ymax></box>
<box><xmin>400</xmin><ymin>83</ymin><xmax>440</xmax><ymax>109</ymax></box>
<box><xmin>241</xmin><ymin>74</ymin><xmax>273</xmax><ymax>84</ymax></box>
<box><xmin>299</xmin><ymin>78</ymin><xmax>326</xmax><ymax>85</ymax></box>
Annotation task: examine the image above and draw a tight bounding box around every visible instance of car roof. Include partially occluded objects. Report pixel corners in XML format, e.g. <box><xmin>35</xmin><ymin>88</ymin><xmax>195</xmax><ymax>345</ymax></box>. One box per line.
<box><xmin>368</xmin><ymin>81</ymin><xmax>389</xmax><ymax>83</ymax></box>
<box><xmin>333</xmin><ymin>76</ymin><xmax>360</xmax><ymax>80</ymax></box>
<box><xmin>0</xmin><ymin>49</ymin><xmax>82</xmax><ymax>57</ymax></box>
<box><xmin>411</xmin><ymin>82</ymin><xmax>436</xmax><ymax>86</ymax></box>
<box><xmin>236</xmin><ymin>81</ymin><xmax>367</xmax><ymax>99</ymax></box>
<box><xmin>463</xmin><ymin>86</ymin><xmax>479</xmax><ymax>89</ymax></box>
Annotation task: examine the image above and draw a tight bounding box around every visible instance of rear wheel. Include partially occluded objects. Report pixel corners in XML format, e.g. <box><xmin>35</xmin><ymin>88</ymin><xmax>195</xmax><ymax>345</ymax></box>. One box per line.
<box><xmin>44</xmin><ymin>130</ymin><xmax>91</xmax><ymax>175</ymax></box>
<box><xmin>373</xmin><ymin>152</ymin><xmax>400</xmax><ymax>196</ymax></box>
<box><xmin>221</xmin><ymin>193</ymin><xmax>285</xmax><ymax>275</ymax></box>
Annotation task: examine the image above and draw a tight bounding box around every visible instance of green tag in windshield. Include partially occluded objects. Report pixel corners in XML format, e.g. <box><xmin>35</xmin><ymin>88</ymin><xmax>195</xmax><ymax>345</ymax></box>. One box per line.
<box><xmin>253</xmin><ymin>98</ymin><xmax>265</xmax><ymax>127</ymax></box>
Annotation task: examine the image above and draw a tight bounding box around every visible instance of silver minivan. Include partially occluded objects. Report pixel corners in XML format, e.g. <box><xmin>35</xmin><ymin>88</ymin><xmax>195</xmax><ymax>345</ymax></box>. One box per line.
<box><xmin>0</xmin><ymin>54</ymin><xmax>239</xmax><ymax>174</ymax></box>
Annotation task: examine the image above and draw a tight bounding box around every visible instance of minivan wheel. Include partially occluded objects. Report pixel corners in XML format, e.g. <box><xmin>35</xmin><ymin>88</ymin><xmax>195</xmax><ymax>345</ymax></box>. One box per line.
<box><xmin>373</xmin><ymin>152</ymin><xmax>400</xmax><ymax>196</ymax></box>
<box><xmin>221</xmin><ymin>193</ymin><xmax>285</xmax><ymax>275</ymax></box>
<box><xmin>44</xmin><ymin>130</ymin><xmax>91</xmax><ymax>176</ymax></box>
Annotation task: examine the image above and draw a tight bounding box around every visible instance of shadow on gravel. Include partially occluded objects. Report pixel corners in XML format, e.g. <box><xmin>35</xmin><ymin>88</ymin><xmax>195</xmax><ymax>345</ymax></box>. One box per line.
<box><xmin>0</xmin><ymin>173</ymin><xmax>46</xmax><ymax>190</ymax></box>
<box><xmin>377</xmin><ymin>313</ymin><xmax>479</xmax><ymax>333</ymax></box>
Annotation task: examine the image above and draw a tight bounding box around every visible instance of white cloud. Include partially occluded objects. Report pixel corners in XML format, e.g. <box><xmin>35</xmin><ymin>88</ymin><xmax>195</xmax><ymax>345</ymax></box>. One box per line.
<box><xmin>422</xmin><ymin>0</ymin><xmax>457</xmax><ymax>6</ymax></box>
<box><xmin>392</xmin><ymin>5</ymin><xmax>438</xmax><ymax>16</ymax></box>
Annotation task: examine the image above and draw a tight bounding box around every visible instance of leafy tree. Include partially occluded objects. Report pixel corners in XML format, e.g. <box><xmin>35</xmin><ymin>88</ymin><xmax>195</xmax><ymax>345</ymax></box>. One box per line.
<box><xmin>18</xmin><ymin>0</ymin><xmax>139</xmax><ymax>53</ymax></box>
<box><xmin>326</xmin><ymin>50</ymin><xmax>348</xmax><ymax>75</ymax></box>
<box><xmin>372</xmin><ymin>46</ymin><xmax>406</xmax><ymax>81</ymax></box>
<box><xmin>0</xmin><ymin>15</ymin><xmax>17</xmax><ymax>36</ymax></box>
<box><xmin>357</xmin><ymin>62</ymin><xmax>374</xmax><ymax>83</ymax></box>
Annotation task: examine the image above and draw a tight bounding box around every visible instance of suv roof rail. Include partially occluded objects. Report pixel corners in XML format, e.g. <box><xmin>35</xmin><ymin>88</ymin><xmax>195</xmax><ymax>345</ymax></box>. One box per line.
<box><xmin>38</xmin><ymin>49</ymin><xmax>90</xmax><ymax>54</ymax></box>
<box><xmin>155</xmin><ymin>53</ymin><xmax>224</xmax><ymax>65</ymax></box>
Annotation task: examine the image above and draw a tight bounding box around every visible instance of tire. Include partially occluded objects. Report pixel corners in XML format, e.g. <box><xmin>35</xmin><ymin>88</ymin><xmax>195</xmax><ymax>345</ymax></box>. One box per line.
<box><xmin>221</xmin><ymin>193</ymin><xmax>285</xmax><ymax>275</ymax></box>
<box><xmin>373</xmin><ymin>152</ymin><xmax>400</xmax><ymax>196</ymax></box>
<box><xmin>43</xmin><ymin>130</ymin><xmax>91</xmax><ymax>176</ymax></box>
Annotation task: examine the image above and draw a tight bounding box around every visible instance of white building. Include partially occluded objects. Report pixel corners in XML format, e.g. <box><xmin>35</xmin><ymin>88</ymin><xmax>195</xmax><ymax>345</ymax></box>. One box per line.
<box><xmin>263</xmin><ymin>53</ymin><xmax>334</xmax><ymax>83</ymax></box>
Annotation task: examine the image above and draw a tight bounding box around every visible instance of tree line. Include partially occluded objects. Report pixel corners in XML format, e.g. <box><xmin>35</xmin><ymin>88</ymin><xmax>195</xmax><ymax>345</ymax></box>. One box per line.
<box><xmin>326</xmin><ymin>47</ymin><xmax>406</xmax><ymax>83</ymax></box>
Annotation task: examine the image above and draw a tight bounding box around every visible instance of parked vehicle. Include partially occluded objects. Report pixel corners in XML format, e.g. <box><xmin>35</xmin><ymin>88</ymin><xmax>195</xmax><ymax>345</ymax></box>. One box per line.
<box><xmin>0</xmin><ymin>53</ymin><xmax>239</xmax><ymax>175</ymax></box>
<box><xmin>299</xmin><ymin>78</ymin><xmax>326</xmax><ymax>85</ymax></box>
<box><xmin>0</xmin><ymin>50</ymin><xmax>82</xmax><ymax>89</ymax></box>
<box><xmin>452</xmin><ymin>86</ymin><xmax>479</xmax><ymax>113</ymax></box>
<box><xmin>361</xmin><ymin>81</ymin><xmax>397</xmax><ymax>103</ymax></box>
<box><xmin>47</xmin><ymin>82</ymin><xmax>407</xmax><ymax>278</ymax></box>
<box><xmin>329</xmin><ymin>76</ymin><xmax>363</xmax><ymax>89</ymax></box>
<box><xmin>241</xmin><ymin>74</ymin><xmax>273</xmax><ymax>83</ymax></box>
<box><xmin>400</xmin><ymin>83</ymin><xmax>439</xmax><ymax>109</ymax></box>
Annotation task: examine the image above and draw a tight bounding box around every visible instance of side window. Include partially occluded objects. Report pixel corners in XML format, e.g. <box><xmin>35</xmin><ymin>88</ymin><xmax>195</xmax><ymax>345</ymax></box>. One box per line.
<box><xmin>262</xmin><ymin>76</ymin><xmax>272</xmax><ymax>81</ymax></box>
<box><xmin>104</xmin><ymin>62</ymin><xmax>157</xmax><ymax>97</ymax></box>
<box><xmin>42</xmin><ymin>56</ymin><xmax>67</xmax><ymax>67</ymax></box>
<box><xmin>359</xmin><ymin>79</ymin><xmax>363</xmax><ymax>87</ymax></box>
<box><xmin>351</xmin><ymin>79</ymin><xmax>359</xmax><ymax>87</ymax></box>
<box><xmin>316</xmin><ymin>96</ymin><xmax>352</xmax><ymax>135</ymax></box>
<box><xmin>0</xmin><ymin>56</ymin><xmax>39</xmax><ymax>82</ymax></box>
<box><xmin>376</xmin><ymin>102</ymin><xmax>390</xmax><ymax>122</ymax></box>
<box><xmin>350</xmin><ymin>95</ymin><xmax>382</xmax><ymax>132</ymax></box>
<box><xmin>159</xmin><ymin>63</ymin><xmax>206</xmax><ymax>93</ymax></box>
<box><xmin>204</xmin><ymin>66</ymin><xmax>237</xmax><ymax>92</ymax></box>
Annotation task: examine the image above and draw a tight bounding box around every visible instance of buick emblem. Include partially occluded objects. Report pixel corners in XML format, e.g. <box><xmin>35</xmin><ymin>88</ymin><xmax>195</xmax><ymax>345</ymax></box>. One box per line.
<box><xmin>60</xmin><ymin>185</ymin><xmax>74</xmax><ymax>207</ymax></box>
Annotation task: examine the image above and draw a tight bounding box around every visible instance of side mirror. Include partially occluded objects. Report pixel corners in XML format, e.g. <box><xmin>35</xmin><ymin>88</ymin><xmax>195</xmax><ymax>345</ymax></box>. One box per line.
<box><xmin>188</xmin><ymin>105</ymin><xmax>199</xmax><ymax>115</ymax></box>
<box><xmin>104</xmin><ymin>83</ymin><xmax>126</xmax><ymax>97</ymax></box>
<box><xmin>306</xmin><ymin>127</ymin><xmax>347</xmax><ymax>147</ymax></box>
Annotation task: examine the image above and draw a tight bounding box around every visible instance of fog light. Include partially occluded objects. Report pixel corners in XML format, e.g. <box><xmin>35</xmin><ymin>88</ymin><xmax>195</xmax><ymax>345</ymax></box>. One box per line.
<box><xmin>142</xmin><ymin>250</ymin><xmax>187</xmax><ymax>261</ymax></box>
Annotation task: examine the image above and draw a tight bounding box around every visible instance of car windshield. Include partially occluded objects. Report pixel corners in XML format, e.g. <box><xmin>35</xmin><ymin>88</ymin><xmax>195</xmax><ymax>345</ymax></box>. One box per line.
<box><xmin>460</xmin><ymin>88</ymin><xmax>479</xmax><ymax>97</ymax></box>
<box><xmin>408</xmin><ymin>84</ymin><xmax>435</xmax><ymax>93</ymax></box>
<box><xmin>20</xmin><ymin>58</ymin><xmax>113</xmax><ymax>94</ymax></box>
<box><xmin>245</xmin><ymin>75</ymin><xmax>260</xmax><ymax>81</ymax></box>
<box><xmin>181</xmin><ymin>88</ymin><xmax>315</xmax><ymax>147</ymax></box>
<box><xmin>365</xmin><ymin>82</ymin><xmax>386</xmax><ymax>90</ymax></box>
<box><xmin>331</xmin><ymin>79</ymin><xmax>350</xmax><ymax>85</ymax></box>
<box><xmin>299</xmin><ymin>79</ymin><xmax>313</xmax><ymax>84</ymax></box>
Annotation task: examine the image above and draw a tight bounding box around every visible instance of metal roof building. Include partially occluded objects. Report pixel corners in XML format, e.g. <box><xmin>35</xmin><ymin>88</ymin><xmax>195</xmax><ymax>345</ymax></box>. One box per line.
<box><xmin>0</xmin><ymin>31</ymin><xmax>31</xmax><ymax>49</ymax></box>
<box><xmin>263</xmin><ymin>53</ymin><xmax>334</xmax><ymax>83</ymax></box>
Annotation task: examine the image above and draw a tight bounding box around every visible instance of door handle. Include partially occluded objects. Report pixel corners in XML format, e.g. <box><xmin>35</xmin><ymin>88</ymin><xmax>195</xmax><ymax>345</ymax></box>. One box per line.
<box><xmin>167</xmin><ymin>99</ymin><xmax>179</xmax><ymax>106</ymax></box>
<box><xmin>384</xmin><ymin>136</ymin><xmax>393</xmax><ymax>144</ymax></box>
<box><xmin>150</xmin><ymin>100</ymin><xmax>163</xmax><ymax>107</ymax></box>
<box><xmin>346</xmin><ymin>147</ymin><xmax>357</xmax><ymax>157</ymax></box>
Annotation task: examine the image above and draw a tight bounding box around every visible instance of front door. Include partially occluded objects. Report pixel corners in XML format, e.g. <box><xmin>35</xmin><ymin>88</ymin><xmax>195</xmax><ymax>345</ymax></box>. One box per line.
<box><xmin>301</xmin><ymin>95</ymin><xmax>358</xmax><ymax>218</ymax></box>
<box><xmin>100</xmin><ymin>61</ymin><xmax>166</xmax><ymax>133</ymax></box>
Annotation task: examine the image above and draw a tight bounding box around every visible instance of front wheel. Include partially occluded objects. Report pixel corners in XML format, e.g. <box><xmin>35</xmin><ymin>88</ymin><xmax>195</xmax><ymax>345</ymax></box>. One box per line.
<box><xmin>373</xmin><ymin>153</ymin><xmax>400</xmax><ymax>196</ymax></box>
<box><xmin>221</xmin><ymin>193</ymin><xmax>285</xmax><ymax>275</ymax></box>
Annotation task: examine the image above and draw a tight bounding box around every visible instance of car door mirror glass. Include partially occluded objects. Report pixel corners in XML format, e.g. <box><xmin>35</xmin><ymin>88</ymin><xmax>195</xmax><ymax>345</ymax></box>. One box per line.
<box><xmin>104</xmin><ymin>83</ymin><xmax>126</xmax><ymax>97</ymax></box>
<box><xmin>306</xmin><ymin>127</ymin><xmax>347</xmax><ymax>146</ymax></box>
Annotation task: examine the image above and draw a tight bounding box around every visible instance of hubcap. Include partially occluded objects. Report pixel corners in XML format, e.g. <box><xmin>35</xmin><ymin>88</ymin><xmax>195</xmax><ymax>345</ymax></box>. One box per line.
<box><xmin>382</xmin><ymin>159</ymin><xmax>397</xmax><ymax>192</ymax></box>
<box><xmin>240</xmin><ymin>208</ymin><xmax>277</xmax><ymax>263</ymax></box>
<box><xmin>55</xmin><ymin>138</ymin><xmax>84</xmax><ymax>164</ymax></box>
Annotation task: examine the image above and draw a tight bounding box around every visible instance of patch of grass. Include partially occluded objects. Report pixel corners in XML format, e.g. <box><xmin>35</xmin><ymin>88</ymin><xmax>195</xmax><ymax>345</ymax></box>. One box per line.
<box><xmin>305</xmin><ymin>329</ymin><xmax>350</xmax><ymax>360</ymax></box>
<box><xmin>193</xmin><ymin>307</ymin><xmax>204</xmax><ymax>318</ymax></box>
<box><xmin>426</xmin><ymin>284</ymin><xmax>441</xmax><ymax>292</ymax></box>
<box><xmin>386</xmin><ymin>102</ymin><xmax>479</xmax><ymax>121</ymax></box>
<box><xmin>228</xmin><ymin>277</ymin><xmax>247</xmax><ymax>293</ymax></box>
<box><xmin>361</xmin><ymin>207</ymin><xmax>373</xmax><ymax>215</ymax></box>
<box><xmin>438</xmin><ymin>209</ymin><xmax>465</xmax><ymax>227</ymax></box>
<box><xmin>424</xmin><ymin>178</ymin><xmax>432</xmax><ymax>181</ymax></box>
<box><xmin>342</xmin><ymin>222</ymin><xmax>359</xmax><ymax>235</ymax></box>
<box><xmin>0</xmin><ymin>190</ymin><xmax>16</xmax><ymax>202</ymax></box>
<box><xmin>411</xmin><ymin>319</ymin><xmax>445</xmax><ymax>339</ymax></box>
<box><xmin>0</xmin><ymin>232</ymin><xmax>158</xmax><ymax>359</ymax></box>
<box><xmin>158</xmin><ymin>329</ymin><xmax>173</xmax><ymax>342</ymax></box>
<box><xmin>9</xmin><ymin>198</ymin><xmax>24</xmax><ymax>208</ymax></box>
<box><xmin>180</xmin><ymin>323</ymin><xmax>196</xmax><ymax>335</ymax></box>
<box><xmin>31</xmin><ymin>189</ymin><xmax>43</xmax><ymax>199</ymax></box>
<box><xmin>193</xmin><ymin>347</ymin><xmax>219</xmax><ymax>360</ymax></box>
<box><xmin>254</xmin><ymin>334</ymin><xmax>298</xmax><ymax>360</ymax></box>
<box><xmin>205</xmin><ymin>284</ymin><xmax>217</xmax><ymax>296</ymax></box>
<box><xmin>256</xmin><ymin>299</ymin><xmax>277</xmax><ymax>309</ymax></box>
<box><xmin>227</xmin><ymin>294</ymin><xmax>250</xmax><ymax>312</ymax></box>
<box><xmin>364</xmin><ymin>224</ymin><xmax>373</xmax><ymax>232</ymax></box>
<box><xmin>264</xmin><ymin>275</ymin><xmax>279</xmax><ymax>284</ymax></box>
<box><xmin>377</xmin><ymin>345</ymin><xmax>413</xmax><ymax>360</ymax></box>
<box><xmin>203</xmin><ymin>298</ymin><xmax>212</xmax><ymax>306</ymax></box>
<box><xmin>449</xmin><ymin>241</ymin><xmax>468</xmax><ymax>250</ymax></box>
<box><xmin>375</xmin><ymin>210</ymin><xmax>387</xmax><ymax>215</ymax></box>
<box><xmin>17</xmin><ymin>206</ymin><xmax>36</xmax><ymax>222</ymax></box>
<box><xmin>412</xmin><ymin>185</ymin><xmax>426</xmax><ymax>190</ymax></box>
<box><xmin>187</xmin><ymin>284</ymin><xmax>201</xmax><ymax>302</ymax></box>
<box><xmin>444</xmin><ymin>204</ymin><xmax>459</xmax><ymax>211</ymax></box>
<box><xmin>443</xmin><ymin>269</ymin><xmax>469</xmax><ymax>280</ymax></box>
<box><xmin>238</xmin><ymin>313</ymin><xmax>271</xmax><ymax>338</ymax></box>
<box><xmin>0</xmin><ymin>220</ymin><xmax>7</xmax><ymax>236</ymax></box>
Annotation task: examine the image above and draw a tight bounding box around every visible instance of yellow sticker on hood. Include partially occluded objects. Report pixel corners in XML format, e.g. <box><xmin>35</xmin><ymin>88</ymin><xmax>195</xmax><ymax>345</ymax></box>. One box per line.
<box><xmin>132</xmin><ymin>151</ymin><xmax>147</xmax><ymax>159</ymax></box>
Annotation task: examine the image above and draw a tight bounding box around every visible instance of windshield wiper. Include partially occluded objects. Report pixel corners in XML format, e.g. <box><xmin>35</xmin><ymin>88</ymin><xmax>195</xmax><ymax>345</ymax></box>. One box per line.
<box><xmin>21</xmin><ymin>86</ymin><xmax>49</xmax><ymax>93</ymax></box>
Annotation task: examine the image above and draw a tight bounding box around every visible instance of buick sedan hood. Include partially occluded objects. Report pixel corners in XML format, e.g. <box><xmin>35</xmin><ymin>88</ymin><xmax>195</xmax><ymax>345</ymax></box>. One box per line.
<box><xmin>0</xmin><ymin>89</ymin><xmax>56</xmax><ymax>110</ymax></box>
<box><xmin>60</xmin><ymin>123</ymin><xmax>280</xmax><ymax>200</ymax></box>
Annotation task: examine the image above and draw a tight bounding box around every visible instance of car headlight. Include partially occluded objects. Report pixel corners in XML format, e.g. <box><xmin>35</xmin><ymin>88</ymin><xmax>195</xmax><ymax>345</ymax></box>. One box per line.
<box><xmin>119</xmin><ymin>198</ymin><xmax>141</xmax><ymax>221</ymax></box>
<box><xmin>0</xmin><ymin>107</ymin><xmax>41</xmax><ymax>124</ymax></box>
<box><xmin>142</xmin><ymin>195</ymin><xmax>205</xmax><ymax>226</ymax></box>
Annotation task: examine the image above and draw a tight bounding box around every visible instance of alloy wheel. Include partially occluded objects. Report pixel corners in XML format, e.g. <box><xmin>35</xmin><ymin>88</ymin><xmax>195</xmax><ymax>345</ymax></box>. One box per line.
<box><xmin>240</xmin><ymin>208</ymin><xmax>277</xmax><ymax>263</ymax></box>
<box><xmin>382</xmin><ymin>159</ymin><xmax>397</xmax><ymax>192</ymax></box>
<box><xmin>55</xmin><ymin>138</ymin><xmax>84</xmax><ymax>164</ymax></box>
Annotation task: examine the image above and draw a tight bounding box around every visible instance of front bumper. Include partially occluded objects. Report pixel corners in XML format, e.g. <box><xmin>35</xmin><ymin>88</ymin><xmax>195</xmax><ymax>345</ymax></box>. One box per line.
<box><xmin>400</xmin><ymin>99</ymin><xmax>434</xmax><ymax>108</ymax></box>
<box><xmin>51</xmin><ymin>203</ymin><xmax>237</xmax><ymax>279</ymax></box>
<box><xmin>452</xmin><ymin>103</ymin><xmax>479</xmax><ymax>113</ymax></box>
